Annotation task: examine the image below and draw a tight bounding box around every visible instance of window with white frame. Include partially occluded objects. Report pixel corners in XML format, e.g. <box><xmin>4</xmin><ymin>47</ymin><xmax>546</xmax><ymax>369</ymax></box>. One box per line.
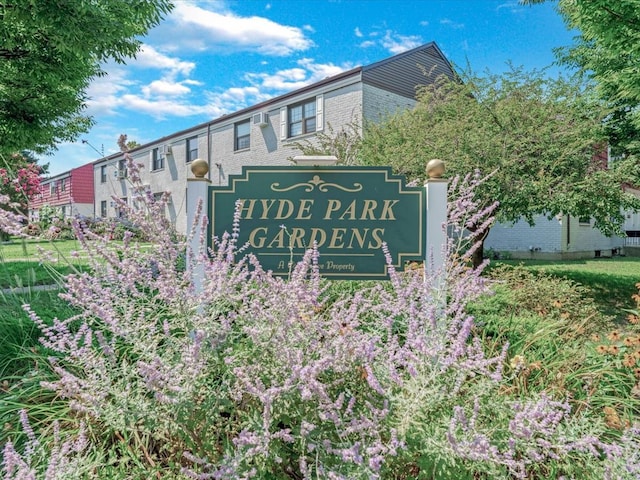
<box><xmin>280</xmin><ymin>94</ymin><xmax>323</xmax><ymax>140</ymax></box>
<box><xmin>60</xmin><ymin>179</ymin><xmax>66</xmax><ymax>192</ymax></box>
<box><xmin>100</xmin><ymin>165</ymin><xmax>107</xmax><ymax>183</ymax></box>
<box><xmin>288</xmin><ymin>99</ymin><xmax>316</xmax><ymax>137</ymax></box>
<box><xmin>100</xmin><ymin>200</ymin><xmax>107</xmax><ymax>217</ymax></box>
<box><xmin>234</xmin><ymin>120</ymin><xmax>250</xmax><ymax>151</ymax></box>
<box><xmin>49</xmin><ymin>182</ymin><xmax>57</xmax><ymax>195</ymax></box>
<box><xmin>152</xmin><ymin>147</ymin><xmax>164</xmax><ymax>171</ymax></box>
<box><xmin>186</xmin><ymin>136</ymin><xmax>198</xmax><ymax>162</ymax></box>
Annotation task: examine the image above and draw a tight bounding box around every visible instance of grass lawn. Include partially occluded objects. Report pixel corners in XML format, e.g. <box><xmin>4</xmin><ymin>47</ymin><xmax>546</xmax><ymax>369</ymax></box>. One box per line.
<box><xmin>0</xmin><ymin>239</ymin><xmax>90</xmax><ymax>289</ymax></box>
<box><xmin>0</xmin><ymin>289</ymin><xmax>79</xmax><ymax>378</ymax></box>
<box><xmin>0</xmin><ymin>237</ymin><xmax>149</xmax><ymax>289</ymax></box>
<box><xmin>0</xmin><ymin>237</ymin><xmax>86</xmax><ymax>262</ymax></box>
<box><xmin>493</xmin><ymin>257</ymin><xmax>640</xmax><ymax>321</ymax></box>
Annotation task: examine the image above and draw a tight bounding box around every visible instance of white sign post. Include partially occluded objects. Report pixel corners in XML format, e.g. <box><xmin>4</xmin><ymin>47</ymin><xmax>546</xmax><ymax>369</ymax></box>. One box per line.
<box><xmin>186</xmin><ymin>159</ymin><xmax>211</xmax><ymax>293</ymax></box>
<box><xmin>424</xmin><ymin>159</ymin><xmax>448</xmax><ymax>293</ymax></box>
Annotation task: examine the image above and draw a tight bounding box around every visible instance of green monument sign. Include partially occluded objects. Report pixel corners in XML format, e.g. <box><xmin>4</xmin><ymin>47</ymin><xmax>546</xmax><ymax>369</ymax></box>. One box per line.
<box><xmin>209</xmin><ymin>166</ymin><xmax>426</xmax><ymax>279</ymax></box>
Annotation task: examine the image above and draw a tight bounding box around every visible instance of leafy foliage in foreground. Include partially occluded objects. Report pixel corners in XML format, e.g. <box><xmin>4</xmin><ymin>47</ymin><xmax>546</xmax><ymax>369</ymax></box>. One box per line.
<box><xmin>0</xmin><ymin>0</ymin><xmax>173</xmax><ymax>155</ymax></box>
<box><xmin>2</xmin><ymin>162</ymin><xmax>640</xmax><ymax>479</ymax></box>
<box><xmin>473</xmin><ymin>266</ymin><xmax>640</xmax><ymax>421</ymax></box>
<box><xmin>495</xmin><ymin>258</ymin><xmax>640</xmax><ymax>320</ymax></box>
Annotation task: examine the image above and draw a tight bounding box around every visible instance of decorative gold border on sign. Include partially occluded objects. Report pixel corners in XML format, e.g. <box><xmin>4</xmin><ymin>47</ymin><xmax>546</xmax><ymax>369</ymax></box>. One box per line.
<box><xmin>210</xmin><ymin>167</ymin><xmax>427</xmax><ymax>279</ymax></box>
<box><xmin>271</xmin><ymin>175</ymin><xmax>363</xmax><ymax>193</ymax></box>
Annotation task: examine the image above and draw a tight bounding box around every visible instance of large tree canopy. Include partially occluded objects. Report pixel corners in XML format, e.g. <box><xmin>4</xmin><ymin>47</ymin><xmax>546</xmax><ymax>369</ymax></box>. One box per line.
<box><xmin>0</xmin><ymin>0</ymin><xmax>173</xmax><ymax>156</ymax></box>
<box><xmin>523</xmin><ymin>0</ymin><xmax>640</xmax><ymax>156</ymax></box>
<box><xmin>357</xmin><ymin>68</ymin><xmax>640</xmax><ymax>262</ymax></box>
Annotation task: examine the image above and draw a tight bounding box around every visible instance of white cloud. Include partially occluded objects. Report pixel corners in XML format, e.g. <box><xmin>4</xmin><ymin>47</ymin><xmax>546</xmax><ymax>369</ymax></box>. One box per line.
<box><xmin>135</xmin><ymin>44</ymin><xmax>196</xmax><ymax>77</ymax></box>
<box><xmin>355</xmin><ymin>28</ymin><xmax>423</xmax><ymax>54</ymax></box>
<box><xmin>381</xmin><ymin>31</ymin><xmax>423</xmax><ymax>54</ymax></box>
<box><xmin>419</xmin><ymin>20</ymin><xmax>429</xmax><ymax>27</ymax></box>
<box><xmin>203</xmin><ymin>88</ymin><xmax>270</xmax><ymax>118</ymax></box>
<box><xmin>85</xmin><ymin>66</ymin><xmax>132</xmax><ymax>116</ymax></box>
<box><xmin>245</xmin><ymin>58</ymin><xmax>352</xmax><ymax>92</ymax></box>
<box><xmin>497</xmin><ymin>2</ymin><xmax>524</xmax><ymax>13</ymax></box>
<box><xmin>160</xmin><ymin>3</ymin><xmax>314</xmax><ymax>56</ymax></box>
<box><xmin>298</xmin><ymin>58</ymin><xmax>351</xmax><ymax>79</ymax></box>
<box><xmin>85</xmin><ymin>43</ymin><xmax>202</xmax><ymax>120</ymax></box>
<box><xmin>440</xmin><ymin>18</ymin><xmax>465</xmax><ymax>29</ymax></box>
<box><xmin>199</xmin><ymin>58</ymin><xmax>353</xmax><ymax>115</ymax></box>
<box><xmin>142</xmin><ymin>80</ymin><xmax>192</xmax><ymax>97</ymax></box>
<box><xmin>119</xmin><ymin>95</ymin><xmax>212</xmax><ymax>119</ymax></box>
<box><xmin>355</xmin><ymin>27</ymin><xmax>363</xmax><ymax>38</ymax></box>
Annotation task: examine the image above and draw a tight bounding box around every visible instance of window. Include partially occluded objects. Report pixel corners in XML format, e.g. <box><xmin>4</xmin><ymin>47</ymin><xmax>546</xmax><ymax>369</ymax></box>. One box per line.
<box><xmin>100</xmin><ymin>200</ymin><xmax>107</xmax><ymax>217</ymax></box>
<box><xmin>579</xmin><ymin>216</ymin><xmax>591</xmax><ymax>225</ymax></box>
<box><xmin>186</xmin><ymin>136</ymin><xmax>198</xmax><ymax>162</ymax></box>
<box><xmin>280</xmin><ymin>95</ymin><xmax>323</xmax><ymax>140</ymax></box>
<box><xmin>152</xmin><ymin>148</ymin><xmax>164</xmax><ymax>171</ymax></box>
<box><xmin>100</xmin><ymin>165</ymin><xmax>107</xmax><ymax>183</ymax></box>
<box><xmin>288</xmin><ymin>99</ymin><xmax>316</xmax><ymax>137</ymax></box>
<box><xmin>118</xmin><ymin>159</ymin><xmax>128</xmax><ymax>178</ymax></box>
<box><xmin>235</xmin><ymin>120</ymin><xmax>250</xmax><ymax>151</ymax></box>
<box><xmin>60</xmin><ymin>206</ymin><xmax>66</xmax><ymax>217</ymax></box>
<box><xmin>50</xmin><ymin>182</ymin><xmax>57</xmax><ymax>195</ymax></box>
<box><xmin>60</xmin><ymin>179</ymin><xmax>66</xmax><ymax>192</ymax></box>
<box><xmin>117</xmin><ymin>197</ymin><xmax>127</xmax><ymax>218</ymax></box>
<box><xmin>153</xmin><ymin>192</ymin><xmax>172</xmax><ymax>208</ymax></box>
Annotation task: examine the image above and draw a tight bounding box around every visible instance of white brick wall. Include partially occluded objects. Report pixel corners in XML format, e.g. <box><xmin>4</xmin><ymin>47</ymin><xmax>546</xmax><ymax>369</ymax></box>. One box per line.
<box><xmin>485</xmin><ymin>215</ymin><xmax>563</xmax><ymax>254</ymax></box>
<box><xmin>484</xmin><ymin>214</ymin><xmax>625</xmax><ymax>259</ymax></box>
<box><xmin>624</xmin><ymin>211</ymin><xmax>640</xmax><ymax>231</ymax></box>
<box><xmin>363</xmin><ymin>84</ymin><xmax>416</xmax><ymax>122</ymax></box>
<box><xmin>209</xmin><ymin>81</ymin><xmax>364</xmax><ymax>183</ymax></box>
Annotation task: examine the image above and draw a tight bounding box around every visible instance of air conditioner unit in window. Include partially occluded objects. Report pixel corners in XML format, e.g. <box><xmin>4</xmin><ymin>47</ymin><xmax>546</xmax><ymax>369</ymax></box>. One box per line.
<box><xmin>253</xmin><ymin>112</ymin><xmax>268</xmax><ymax>127</ymax></box>
<box><xmin>158</xmin><ymin>145</ymin><xmax>172</xmax><ymax>156</ymax></box>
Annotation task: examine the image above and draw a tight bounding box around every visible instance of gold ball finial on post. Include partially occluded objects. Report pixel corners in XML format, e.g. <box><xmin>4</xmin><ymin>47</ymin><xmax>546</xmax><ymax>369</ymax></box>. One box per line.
<box><xmin>190</xmin><ymin>158</ymin><xmax>209</xmax><ymax>178</ymax></box>
<box><xmin>426</xmin><ymin>159</ymin><xmax>445</xmax><ymax>179</ymax></box>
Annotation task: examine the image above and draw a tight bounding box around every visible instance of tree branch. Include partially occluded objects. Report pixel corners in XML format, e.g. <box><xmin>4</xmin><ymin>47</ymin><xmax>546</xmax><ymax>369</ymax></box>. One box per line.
<box><xmin>602</xmin><ymin>5</ymin><xmax>640</xmax><ymax>30</ymax></box>
<box><xmin>0</xmin><ymin>48</ymin><xmax>29</xmax><ymax>60</ymax></box>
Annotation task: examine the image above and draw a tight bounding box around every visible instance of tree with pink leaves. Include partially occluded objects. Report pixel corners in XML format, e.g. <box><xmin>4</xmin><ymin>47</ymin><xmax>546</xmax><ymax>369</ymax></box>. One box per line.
<box><xmin>0</xmin><ymin>154</ymin><xmax>43</xmax><ymax>239</ymax></box>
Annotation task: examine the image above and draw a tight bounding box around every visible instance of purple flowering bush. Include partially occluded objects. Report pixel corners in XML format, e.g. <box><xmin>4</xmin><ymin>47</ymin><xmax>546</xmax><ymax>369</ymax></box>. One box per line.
<box><xmin>2</xmin><ymin>159</ymin><xmax>639</xmax><ymax>479</ymax></box>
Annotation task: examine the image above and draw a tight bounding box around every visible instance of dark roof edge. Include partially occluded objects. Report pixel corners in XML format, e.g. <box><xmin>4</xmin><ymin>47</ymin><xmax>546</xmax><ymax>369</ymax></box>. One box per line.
<box><xmin>363</xmin><ymin>41</ymin><xmax>440</xmax><ymax>72</ymax></box>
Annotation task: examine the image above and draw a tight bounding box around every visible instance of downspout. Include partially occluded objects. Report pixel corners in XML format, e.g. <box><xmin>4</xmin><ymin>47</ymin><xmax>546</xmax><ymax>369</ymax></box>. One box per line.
<box><xmin>207</xmin><ymin>122</ymin><xmax>212</xmax><ymax>182</ymax></box>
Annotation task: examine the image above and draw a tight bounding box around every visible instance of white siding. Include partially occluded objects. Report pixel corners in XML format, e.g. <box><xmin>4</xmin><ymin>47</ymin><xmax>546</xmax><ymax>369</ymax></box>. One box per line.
<box><xmin>485</xmin><ymin>214</ymin><xmax>624</xmax><ymax>259</ymax></box>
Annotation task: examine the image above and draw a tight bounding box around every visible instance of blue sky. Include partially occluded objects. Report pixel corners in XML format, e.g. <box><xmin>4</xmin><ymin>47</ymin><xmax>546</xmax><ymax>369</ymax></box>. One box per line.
<box><xmin>44</xmin><ymin>0</ymin><xmax>575</xmax><ymax>176</ymax></box>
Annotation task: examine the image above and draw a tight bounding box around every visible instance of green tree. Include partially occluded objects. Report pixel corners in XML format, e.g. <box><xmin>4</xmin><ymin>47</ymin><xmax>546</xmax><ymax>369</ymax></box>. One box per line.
<box><xmin>523</xmin><ymin>0</ymin><xmax>640</xmax><ymax>157</ymax></box>
<box><xmin>357</xmin><ymin>68</ymin><xmax>640</xmax><ymax>265</ymax></box>
<box><xmin>0</xmin><ymin>0</ymin><xmax>173</xmax><ymax>156</ymax></box>
<box><xmin>287</xmin><ymin>121</ymin><xmax>363</xmax><ymax>165</ymax></box>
